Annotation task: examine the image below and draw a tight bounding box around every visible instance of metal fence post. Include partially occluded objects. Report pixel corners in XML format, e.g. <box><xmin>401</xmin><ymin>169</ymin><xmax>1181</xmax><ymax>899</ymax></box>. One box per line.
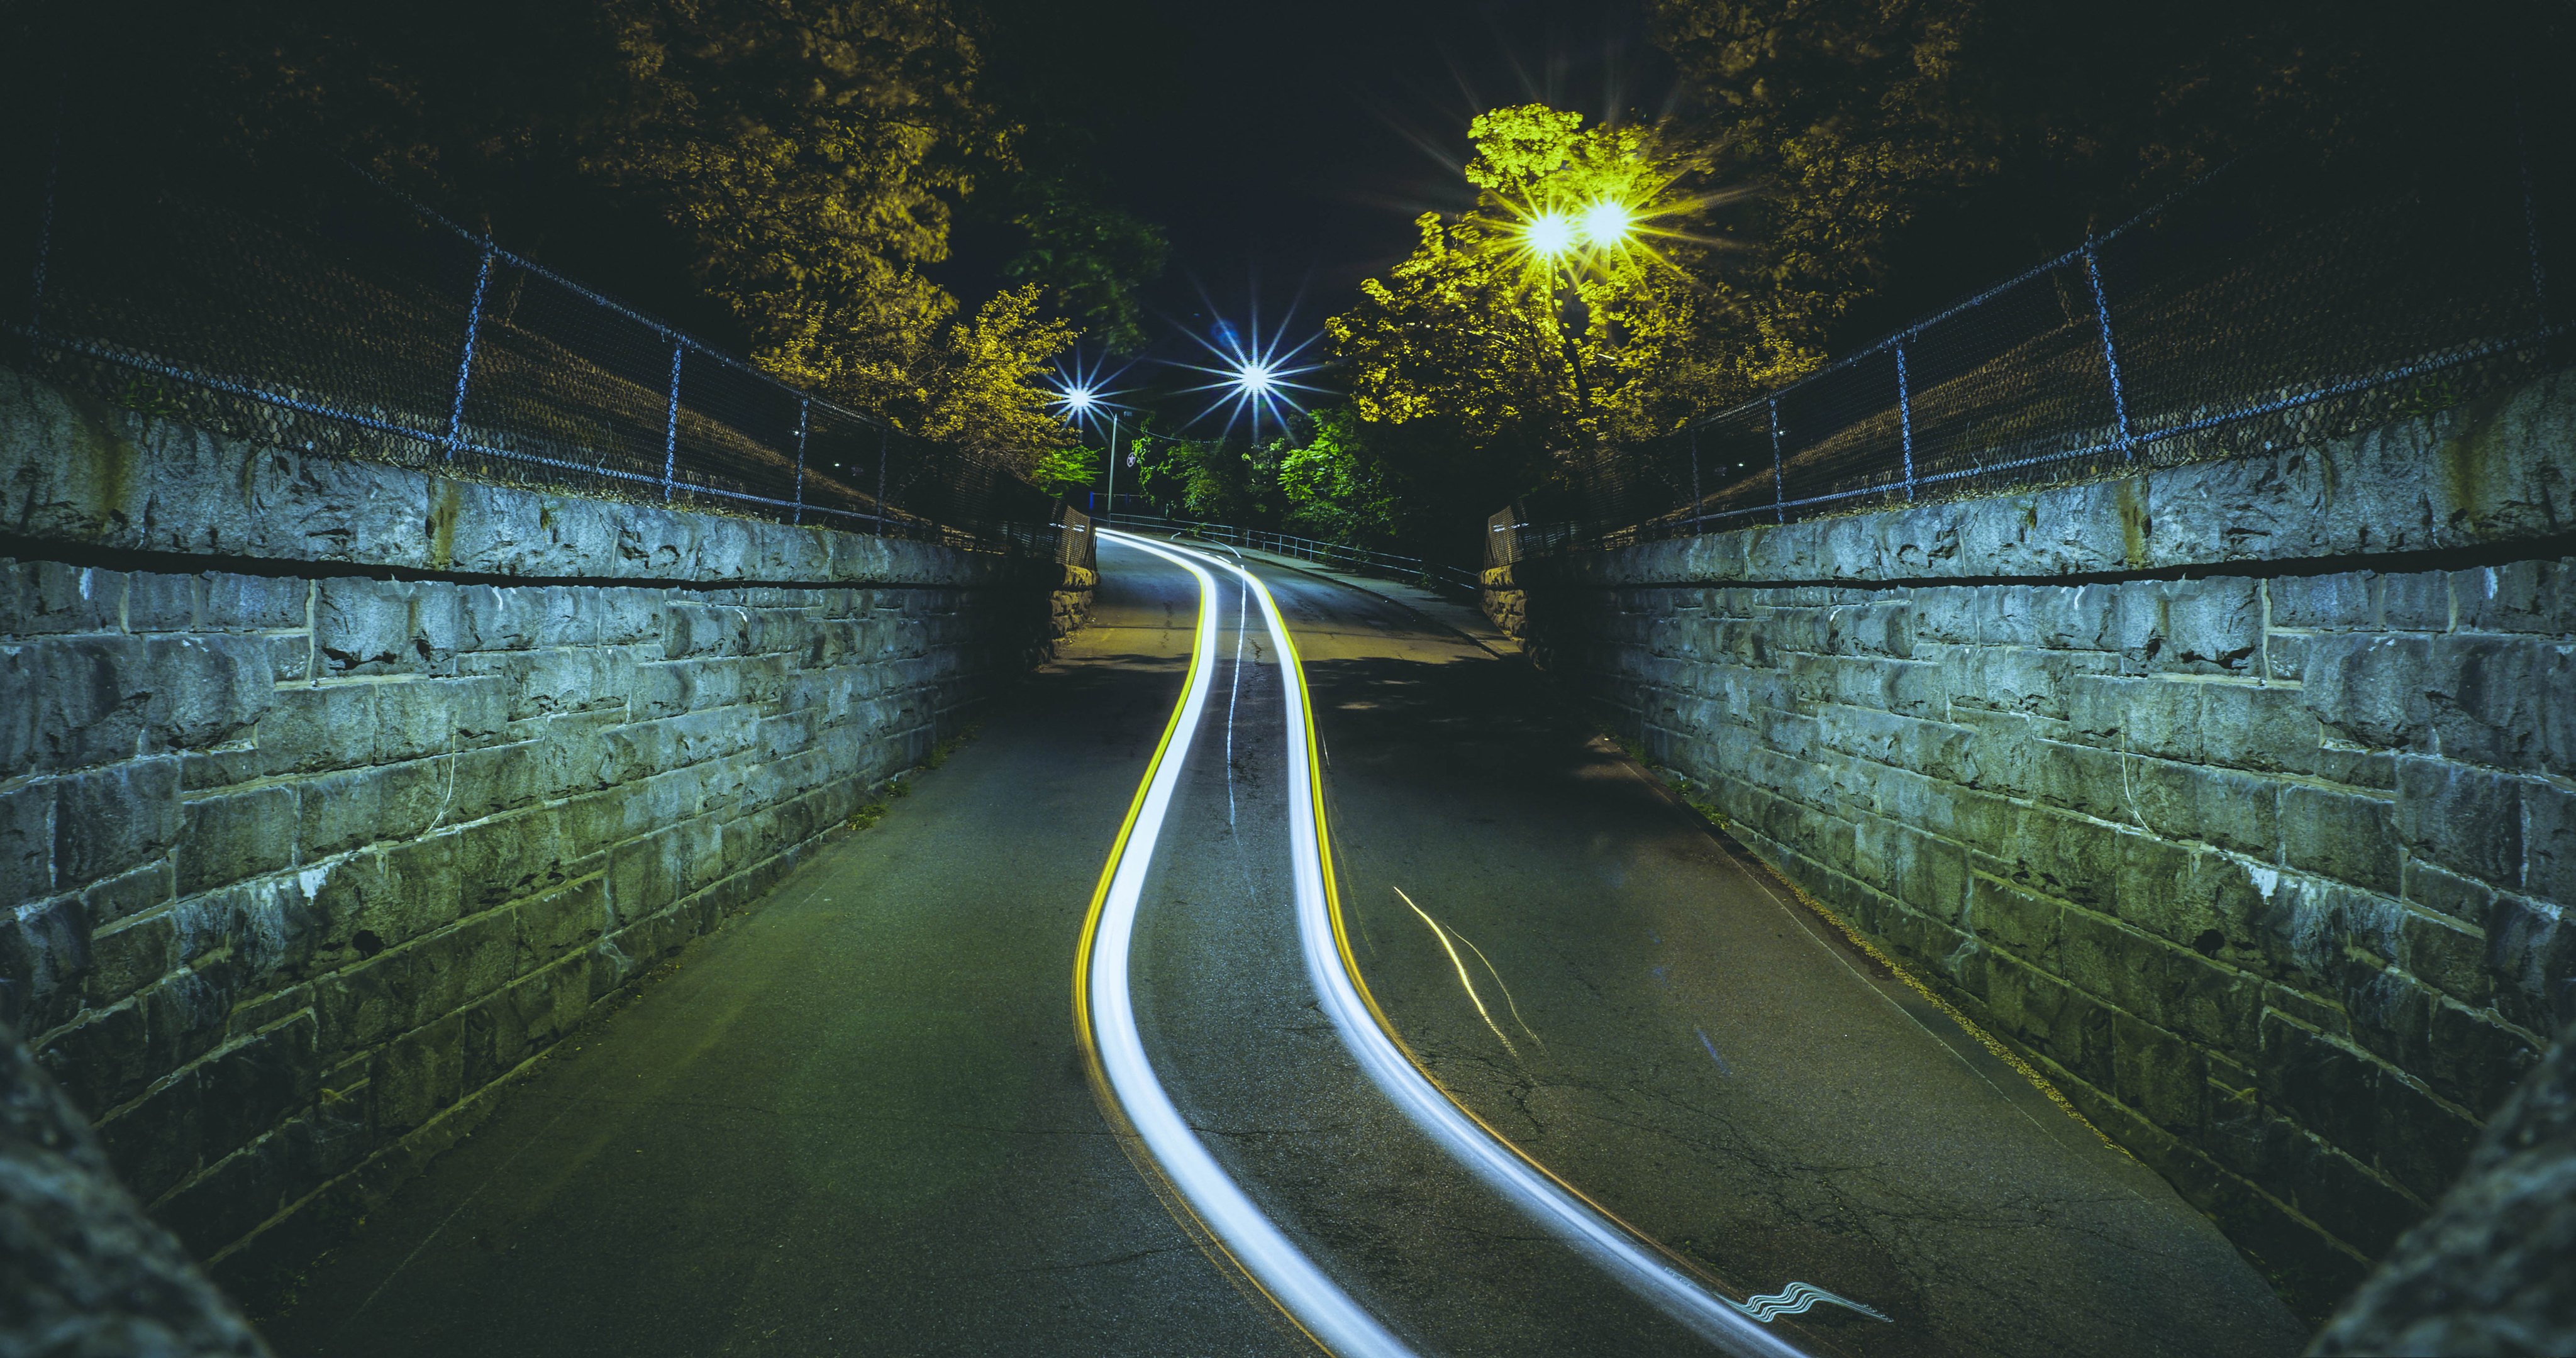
<box><xmin>876</xmin><ymin>427</ymin><xmax>890</xmax><ymax>536</ymax></box>
<box><xmin>660</xmin><ymin>340</ymin><xmax>684</xmax><ymax>500</ymax></box>
<box><xmin>791</xmin><ymin>397</ymin><xmax>810</xmax><ymax>526</ymax></box>
<box><xmin>1768</xmin><ymin>398</ymin><xmax>1785</xmax><ymax>523</ymax></box>
<box><xmin>1894</xmin><ymin>342</ymin><xmax>1918</xmax><ymax>500</ymax></box>
<box><xmin>2082</xmin><ymin>242</ymin><xmax>2135</xmax><ymax>458</ymax></box>
<box><xmin>444</xmin><ymin>247</ymin><xmax>495</xmax><ymax>461</ymax></box>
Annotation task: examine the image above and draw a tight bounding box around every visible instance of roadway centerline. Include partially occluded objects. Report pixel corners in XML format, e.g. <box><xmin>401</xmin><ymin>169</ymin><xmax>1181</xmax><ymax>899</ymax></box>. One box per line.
<box><xmin>1074</xmin><ymin>530</ymin><xmax>1413</xmax><ymax>1358</ymax></box>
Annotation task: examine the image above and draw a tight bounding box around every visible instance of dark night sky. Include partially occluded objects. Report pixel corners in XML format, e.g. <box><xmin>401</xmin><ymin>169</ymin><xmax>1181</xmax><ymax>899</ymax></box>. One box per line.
<box><xmin>943</xmin><ymin>0</ymin><xmax>1675</xmax><ymax>421</ymax></box>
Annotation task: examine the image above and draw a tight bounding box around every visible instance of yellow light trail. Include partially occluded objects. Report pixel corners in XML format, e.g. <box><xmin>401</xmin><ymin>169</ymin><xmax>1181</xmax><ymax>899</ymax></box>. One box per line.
<box><xmin>1392</xmin><ymin>887</ymin><xmax>1518</xmax><ymax>1060</ymax></box>
<box><xmin>1072</xmin><ymin>531</ymin><xmax>1412</xmax><ymax>1358</ymax></box>
<box><xmin>1146</xmin><ymin>534</ymin><xmax>1822</xmax><ymax>1357</ymax></box>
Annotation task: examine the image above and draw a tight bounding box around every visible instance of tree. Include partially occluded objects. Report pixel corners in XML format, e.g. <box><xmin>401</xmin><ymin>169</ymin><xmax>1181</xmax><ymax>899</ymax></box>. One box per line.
<box><xmin>914</xmin><ymin>285</ymin><xmax>1079</xmax><ymax>470</ymax></box>
<box><xmin>1643</xmin><ymin>0</ymin><xmax>2550</xmax><ymax>341</ymax></box>
<box><xmin>1277</xmin><ymin>409</ymin><xmax>1401</xmax><ymax>546</ymax></box>
<box><xmin>70</xmin><ymin>0</ymin><xmax>1093</xmax><ymax>473</ymax></box>
<box><xmin>1327</xmin><ymin>104</ymin><xmax>1774</xmax><ymax>523</ymax></box>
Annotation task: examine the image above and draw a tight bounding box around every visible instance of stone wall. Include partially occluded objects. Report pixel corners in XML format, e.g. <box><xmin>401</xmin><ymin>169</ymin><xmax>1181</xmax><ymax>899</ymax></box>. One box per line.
<box><xmin>0</xmin><ymin>368</ymin><xmax>1089</xmax><ymax>1303</ymax></box>
<box><xmin>1488</xmin><ymin>365</ymin><xmax>2576</xmax><ymax>1316</ymax></box>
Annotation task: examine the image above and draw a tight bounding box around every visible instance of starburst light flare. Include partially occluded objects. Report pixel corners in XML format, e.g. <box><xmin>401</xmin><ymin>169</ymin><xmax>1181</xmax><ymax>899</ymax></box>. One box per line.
<box><xmin>1173</xmin><ymin>301</ymin><xmax>1330</xmax><ymax>444</ymax></box>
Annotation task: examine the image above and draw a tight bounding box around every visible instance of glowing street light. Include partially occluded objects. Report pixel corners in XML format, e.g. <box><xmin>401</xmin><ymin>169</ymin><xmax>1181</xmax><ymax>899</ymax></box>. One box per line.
<box><xmin>1051</xmin><ymin>373</ymin><xmax>1123</xmax><ymax>519</ymax></box>
<box><xmin>1579</xmin><ymin>199</ymin><xmax>1634</xmax><ymax>247</ymax></box>
<box><xmin>1523</xmin><ymin>211</ymin><xmax>1577</xmax><ymax>259</ymax></box>
<box><xmin>1176</xmin><ymin>303</ymin><xmax>1326</xmax><ymax>444</ymax></box>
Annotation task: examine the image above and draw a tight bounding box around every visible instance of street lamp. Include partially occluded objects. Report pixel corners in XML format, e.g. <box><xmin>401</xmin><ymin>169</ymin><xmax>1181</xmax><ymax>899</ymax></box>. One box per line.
<box><xmin>1579</xmin><ymin>199</ymin><xmax>1634</xmax><ymax>248</ymax></box>
<box><xmin>1052</xmin><ymin>381</ymin><xmax>1120</xmax><ymax>521</ymax></box>
<box><xmin>1523</xmin><ymin>211</ymin><xmax>1577</xmax><ymax>259</ymax></box>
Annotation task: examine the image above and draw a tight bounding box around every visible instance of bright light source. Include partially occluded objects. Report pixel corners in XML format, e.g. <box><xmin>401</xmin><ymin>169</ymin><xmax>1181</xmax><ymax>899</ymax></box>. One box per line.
<box><xmin>1235</xmin><ymin>363</ymin><xmax>1274</xmax><ymax>396</ymax></box>
<box><xmin>1058</xmin><ymin>384</ymin><xmax>1097</xmax><ymax>414</ymax></box>
<box><xmin>1524</xmin><ymin>211</ymin><xmax>1576</xmax><ymax>258</ymax></box>
<box><xmin>1580</xmin><ymin>200</ymin><xmax>1633</xmax><ymax>246</ymax></box>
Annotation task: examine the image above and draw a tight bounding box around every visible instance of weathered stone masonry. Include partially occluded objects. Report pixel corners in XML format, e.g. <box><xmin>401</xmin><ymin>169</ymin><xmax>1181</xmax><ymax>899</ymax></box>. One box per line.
<box><xmin>0</xmin><ymin>367</ymin><xmax>1091</xmax><ymax>1301</ymax></box>
<box><xmin>1487</xmin><ymin>365</ymin><xmax>2576</xmax><ymax>1315</ymax></box>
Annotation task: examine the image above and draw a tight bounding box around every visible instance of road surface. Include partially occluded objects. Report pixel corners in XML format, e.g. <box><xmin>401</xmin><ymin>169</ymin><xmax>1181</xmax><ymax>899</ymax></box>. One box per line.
<box><xmin>265</xmin><ymin>535</ymin><xmax>2307</xmax><ymax>1357</ymax></box>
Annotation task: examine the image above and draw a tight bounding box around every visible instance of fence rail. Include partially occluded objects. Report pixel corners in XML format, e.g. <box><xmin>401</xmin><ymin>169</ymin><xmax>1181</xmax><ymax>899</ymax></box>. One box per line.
<box><xmin>0</xmin><ymin>103</ymin><xmax>1070</xmax><ymax>559</ymax></box>
<box><xmin>1106</xmin><ymin>513</ymin><xmax>1480</xmax><ymax>594</ymax></box>
<box><xmin>1504</xmin><ymin>85</ymin><xmax>2574</xmax><ymax>563</ymax></box>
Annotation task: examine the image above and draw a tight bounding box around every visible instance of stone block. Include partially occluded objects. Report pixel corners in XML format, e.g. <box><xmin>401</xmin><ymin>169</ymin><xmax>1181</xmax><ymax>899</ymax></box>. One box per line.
<box><xmin>143</xmin><ymin>966</ymin><xmax>233</xmax><ymax>1086</ymax></box>
<box><xmin>81</xmin><ymin>903</ymin><xmax>176</xmax><ymax>1014</ymax></box>
<box><xmin>94</xmin><ymin>1064</ymin><xmax>203</xmax><ymax>1203</ymax></box>
<box><xmin>2301</xmin><ymin>634</ymin><xmax>2432</xmax><ymax>751</ymax></box>
<box><xmin>54</xmin><ymin>759</ymin><xmax>181</xmax><ymax>890</ymax></box>
<box><xmin>2395</xmin><ymin>906</ymin><xmax>2491</xmax><ymax>1007</ymax></box>
<box><xmin>369</xmin><ymin>679</ymin><xmax>456</xmax><ymax>763</ymax></box>
<box><xmin>313</xmin><ymin>578</ymin><xmax>458</xmax><ymax>676</ymax></box>
<box><xmin>2453</xmin><ymin>558</ymin><xmax>2576</xmax><ymax>633</ymax></box>
<box><xmin>2281</xmin><ymin>786</ymin><xmax>2401</xmax><ymax>895</ymax></box>
<box><xmin>1</xmin><ymin>895</ymin><xmax>92</xmax><ymax>1037</ymax></box>
<box><xmin>2065</xmin><ymin>674</ymin><xmax>2202</xmax><ymax>761</ymax></box>
<box><xmin>2111</xmin><ymin>1009</ymin><xmax>2207</xmax><ymax>1135</ymax></box>
<box><xmin>198</xmin><ymin>572</ymin><xmax>306</xmax><ymax>631</ymax></box>
<box><xmin>143</xmin><ymin>635</ymin><xmax>273</xmax><ymax>755</ymax></box>
<box><xmin>123</xmin><ymin>573</ymin><xmax>200</xmax><ymax>632</ymax></box>
<box><xmin>2268</xmin><ymin>573</ymin><xmax>2376</xmax><ymax>630</ymax></box>
<box><xmin>198</xmin><ymin>1012</ymin><xmax>318</xmax><ymax>1162</ymax></box>
<box><xmin>2158</xmin><ymin>578</ymin><xmax>2263</xmax><ymax>673</ymax></box>
<box><xmin>2376</xmin><ymin>572</ymin><xmax>2453</xmax><ymax>632</ymax></box>
<box><xmin>2521</xmin><ymin>780</ymin><xmax>2576</xmax><ymax>903</ymax></box>
<box><xmin>19</xmin><ymin>636</ymin><xmax>153</xmax><ymax>777</ymax></box>
<box><xmin>296</xmin><ymin>758</ymin><xmax>451</xmax><ymax>860</ymax></box>
<box><xmin>2484</xmin><ymin>895</ymin><xmax>2576</xmax><ymax>1034</ymax></box>
<box><xmin>2394</xmin><ymin>756</ymin><xmax>2523</xmax><ymax>890</ymax></box>
<box><xmin>2427</xmin><ymin>634</ymin><xmax>2566</xmax><ymax>774</ymax></box>
<box><xmin>2403</xmin><ymin>858</ymin><xmax>2497</xmax><ymax>927</ymax></box>
<box><xmin>175</xmin><ymin>786</ymin><xmax>295</xmax><ymax>896</ymax></box>
<box><xmin>0</xmin><ymin>782</ymin><xmax>53</xmax><ymax>905</ymax></box>
<box><xmin>0</xmin><ymin>561</ymin><xmax>121</xmax><ymax>637</ymax></box>
<box><xmin>155</xmin><ymin>1116</ymin><xmax>319</xmax><ymax>1260</ymax></box>
<box><xmin>255</xmin><ymin>682</ymin><xmax>377</xmax><ymax>776</ymax></box>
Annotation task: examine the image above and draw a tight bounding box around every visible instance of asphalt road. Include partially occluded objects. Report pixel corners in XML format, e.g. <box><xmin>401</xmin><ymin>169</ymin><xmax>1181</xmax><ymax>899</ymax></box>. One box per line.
<box><xmin>265</xmin><ymin>537</ymin><xmax>2309</xmax><ymax>1357</ymax></box>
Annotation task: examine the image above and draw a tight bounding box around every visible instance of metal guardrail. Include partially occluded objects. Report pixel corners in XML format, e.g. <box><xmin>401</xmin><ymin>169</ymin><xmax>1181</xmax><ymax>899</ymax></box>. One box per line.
<box><xmin>1104</xmin><ymin>513</ymin><xmax>1480</xmax><ymax>595</ymax></box>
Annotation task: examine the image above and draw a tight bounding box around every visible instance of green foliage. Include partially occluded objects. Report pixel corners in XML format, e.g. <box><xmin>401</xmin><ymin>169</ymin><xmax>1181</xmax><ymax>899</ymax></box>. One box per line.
<box><xmin>1002</xmin><ymin>176</ymin><xmax>1169</xmax><ymax>355</ymax></box>
<box><xmin>1642</xmin><ymin>0</ymin><xmax>2521</xmax><ymax>338</ymax></box>
<box><xmin>1276</xmin><ymin>409</ymin><xmax>1401</xmax><ymax>545</ymax></box>
<box><xmin>1328</xmin><ymin>104</ymin><xmax>1771</xmax><ymax>520</ymax></box>
<box><xmin>1134</xmin><ymin>434</ymin><xmax>1278</xmax><ymax>524</ymax></box>
<box><xmin>1028</xmin><ymin>445</ymin><xmax>1101</xmax><ymax>497</ymax></box>
<box><xmin>94</xmin><ymin>0</ymin><xmax>1091</xmax><ymax>475</ymax></box>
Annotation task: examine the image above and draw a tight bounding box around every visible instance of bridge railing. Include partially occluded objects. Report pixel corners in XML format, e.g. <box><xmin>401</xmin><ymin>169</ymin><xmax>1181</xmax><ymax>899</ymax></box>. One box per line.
<box><xmin>0</xmin><ymin>100</ymin><xmax>1070</xmax><ymax>559</ymax></box>
<box><xmin>1503</xmin><ymin>83</ymin><xmax>2574</xmax><ymax>560</ymax></box>
<box><xmin>1104</xmin><ymin>513</ymin><xmax>1480</xmax><ymax>595</ymax></box>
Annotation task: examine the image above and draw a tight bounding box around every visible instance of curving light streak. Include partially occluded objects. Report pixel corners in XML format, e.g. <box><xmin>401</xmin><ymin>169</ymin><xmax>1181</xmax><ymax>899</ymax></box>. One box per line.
<box><xmin>1075</xmin><ymin>531</ymin><xmax>1414</xmax><ymax>1358</ymax></box>
<box><xmin>1150</xmin><ymin>534</ymin><xmax>1829</xmax><ymax>1357</ymax></box>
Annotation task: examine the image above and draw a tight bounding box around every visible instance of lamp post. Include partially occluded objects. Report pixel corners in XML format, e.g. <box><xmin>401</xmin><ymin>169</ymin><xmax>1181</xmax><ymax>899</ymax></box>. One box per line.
<box><xmin>1101</xmin><ymin>408</ymin><xmax>1121</xmax><ymax>521</ymax></box>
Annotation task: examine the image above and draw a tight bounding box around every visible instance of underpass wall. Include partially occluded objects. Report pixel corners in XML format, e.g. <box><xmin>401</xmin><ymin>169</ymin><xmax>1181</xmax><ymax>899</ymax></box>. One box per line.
<box><xmin>1488</xmin><ymin>365</ymin><xmax>2576</xmax><ymax>1315</ymax></box>
<box><xmin>0</xmin><ymin>367</ymin><xmax>1091</xmax><ymax>1302</ymax></box>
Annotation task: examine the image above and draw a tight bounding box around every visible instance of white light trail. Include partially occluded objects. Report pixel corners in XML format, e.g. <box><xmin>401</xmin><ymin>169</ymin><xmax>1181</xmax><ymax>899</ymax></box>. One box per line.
<box><xmin>1078</xmin><ymin>531</ymin><xmax>1414</xmax><ymax>1358</ymax></box>
<box><xmin>1148</xmin><ymin>535</ymin><xmax>1820</xmax><ymax>1358</ymax></box>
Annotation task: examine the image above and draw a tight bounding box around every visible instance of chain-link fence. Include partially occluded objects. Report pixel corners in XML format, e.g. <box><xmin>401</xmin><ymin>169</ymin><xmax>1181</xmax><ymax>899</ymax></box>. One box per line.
<box><xmin>0</xmin><ymin>106</ymin><xmax>1071</xmax><ymax>560</ymax></box>
<box><xmin>1506</xmin><ymin>84</ymin><xmax>2574</xmax><ymax>561</ymax></box>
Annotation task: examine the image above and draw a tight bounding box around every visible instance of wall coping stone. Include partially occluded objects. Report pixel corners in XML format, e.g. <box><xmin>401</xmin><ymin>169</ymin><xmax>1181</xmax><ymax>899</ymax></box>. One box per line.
<box><xmin>1509</xmin><ymin>364</ymin><xmax>2576</xmax><ymax>590</ymax></box>
<box><xmin>0</xmin><ymin>367</ymin><xmax>1057</xmax><ymax>590</ymax></box>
